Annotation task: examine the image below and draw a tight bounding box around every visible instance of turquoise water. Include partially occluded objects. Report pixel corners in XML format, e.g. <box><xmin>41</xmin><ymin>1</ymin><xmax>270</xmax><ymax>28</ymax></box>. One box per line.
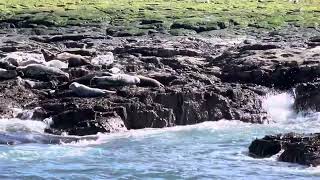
<box><xmin>1</xmin><ymin>93</ymin><xmax>320</xmax><ymax>179</ymax></box>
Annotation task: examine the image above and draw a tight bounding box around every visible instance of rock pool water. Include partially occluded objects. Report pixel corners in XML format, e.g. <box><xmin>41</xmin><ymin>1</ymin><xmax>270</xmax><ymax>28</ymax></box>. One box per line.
<box><xmin>0</xmin><ymin>93</ymin><xmax>320</xmax><ymax>179</ymax></box>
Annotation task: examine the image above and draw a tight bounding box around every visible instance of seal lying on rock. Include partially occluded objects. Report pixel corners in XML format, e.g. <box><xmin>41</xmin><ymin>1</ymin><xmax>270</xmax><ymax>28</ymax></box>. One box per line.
<box><xmin>69</xmin><ymin>82</ymin><xmax>116</xmax><ymax>97</ymax></box>
<box><xmin>17</xmin><ymin>64</ymin><xmax>69</xmax><ymax>81</ymax></box>
<box><xmin>0</xmin><ymin>131</ymin><xmax>98</xmax><ymax>145</ymax></box>
<box><xmin>91</xmin><ymin>74</ymin><xmax>140</xmax><ymax>87</ymax></box>
<box><xmin>71</xmin><ymin>72</ymin><xmax>112</xmax><ymax>85</ymax></box>
<box><xmin>3</xmin><ymin>52</ymin><xmax>46</xmax><ymax>67</ymax></box>
<box><xmin>46</xmin><ymin>60</ymin><xmax>68</xmax><ymax>69</ymax></box>
<box><xmin>41</xmin><ymin>49</ymin><xmax>55</xmax><ymax>61</ymax></box>
<box><xmin>41</xmin><ymin>49</ymin><xmax>90</xmax><ymax>67</ymax></box>
<box><xmin>0</xmin><ymin>68</ymin><xmax>18</xmax><ymax>80</ymax></box>
<box><xmin>24</xmin><ymin>79</ymin><xmax>57</xmax><ymax>89</ymax></box>
<box><xmin>137</xmin><ymin>75</ymin><xmax>164</xmax><ymax>88</ymax></box>
<box><xmin>0</xmin><ymin>60</ymin><xmax>16</xmax><ymax>70</ymax></box>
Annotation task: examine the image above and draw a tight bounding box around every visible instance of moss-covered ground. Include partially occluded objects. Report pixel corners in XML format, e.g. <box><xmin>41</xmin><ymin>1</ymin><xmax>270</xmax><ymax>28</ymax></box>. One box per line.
<box><xmin>0</xmin><ymin>0</ymin><xmax>320</xmax><ymax>32</ymax></box>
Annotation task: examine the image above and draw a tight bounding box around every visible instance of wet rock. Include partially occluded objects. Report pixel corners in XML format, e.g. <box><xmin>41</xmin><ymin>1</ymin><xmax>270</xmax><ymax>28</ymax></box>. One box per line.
<box><xmin>49</xmin><ymin>108</ymin><xmax>127</xmax><ymax>136</ymax></box>
<box><xmin>1</xmin><ymin>27</ymin><xmax>319</xmax><ymax>139</ymax></box>
<box><xmin>294</xmin><ymin>82</ymin><xmax>320</xmax><ymax>112</ymax></box>
<box><xmin>249</xmin><ymin>136</ymin><xmax>282</xmax><ymax>157</ymax></box>
<box><xmin>249</xmin><ymin>133</ymin><xmax>320</xmax><ymax>166</ymax></box>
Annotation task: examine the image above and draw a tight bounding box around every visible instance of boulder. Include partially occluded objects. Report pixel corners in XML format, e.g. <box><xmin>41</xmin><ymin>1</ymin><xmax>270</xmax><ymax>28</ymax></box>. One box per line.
<box><xmin>249</xmin><ymin>133</ymin><xmax>320</xmax><ymax>166</ymax></box>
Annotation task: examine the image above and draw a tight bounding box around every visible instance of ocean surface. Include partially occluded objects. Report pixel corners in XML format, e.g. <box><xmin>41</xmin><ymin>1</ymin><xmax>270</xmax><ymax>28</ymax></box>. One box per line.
<box><xmin>0</xmin><ymin>93</ymin><xmax>320</xmax><ymax>179</ymax></box>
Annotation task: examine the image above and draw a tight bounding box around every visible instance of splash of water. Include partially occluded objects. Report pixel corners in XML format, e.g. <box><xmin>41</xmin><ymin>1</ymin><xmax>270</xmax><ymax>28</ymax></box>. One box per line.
<box><xmin>262</xmin><ymin>92</ymin><xmax>295</xmax><ymax>123</ymax></box>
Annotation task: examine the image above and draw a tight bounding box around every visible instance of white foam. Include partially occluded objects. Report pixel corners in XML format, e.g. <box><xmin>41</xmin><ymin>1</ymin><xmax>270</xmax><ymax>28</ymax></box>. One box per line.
<box><xmin>0</xmin><ymin>118</ymin><xmax>46</xmax><ymax>133</ymax></box>
<box><xmin>262</xmin><ymin>92</ymin><xmax>295</xmax><ymax>123</ymax></box>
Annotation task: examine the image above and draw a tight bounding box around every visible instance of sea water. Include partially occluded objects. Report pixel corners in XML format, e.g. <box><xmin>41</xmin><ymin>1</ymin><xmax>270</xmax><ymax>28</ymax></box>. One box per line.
<box><xmin>0</xmin><ymin>93</ymin><xmax>320</xmax><ymax>179</ymax></box>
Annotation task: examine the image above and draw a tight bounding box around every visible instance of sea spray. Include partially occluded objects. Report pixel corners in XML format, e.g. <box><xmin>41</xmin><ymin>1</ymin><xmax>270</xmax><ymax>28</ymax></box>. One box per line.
<box><xmin>262</xmin><ymin>92</ymin><xmax>295</xmax><ymax>123</ymax></box>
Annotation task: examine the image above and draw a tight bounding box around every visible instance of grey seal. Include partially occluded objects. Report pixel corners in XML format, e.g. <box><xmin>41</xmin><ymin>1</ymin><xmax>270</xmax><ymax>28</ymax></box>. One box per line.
<box><xmin>17</xmin><ymin>64</ymin><xmax>69</xmax><ymax>81</ymax></box>
<box><xmin>0</xmin><ymin>68</ymin><xmax>18</xmax><ymax>80</ymax></box>
<box><xmin>91</xmin><ymin>74</ymin><xmax>140</xmax><ymax>87</ymax></box>
<box><xmin>69</xmin><ymin>82</ymin><xmax>116</xmax><ymax>97</ymax></box>
<box><xmin>137</xmin><ymin>75</ymin><xmax>164</xmax><ymax>88</ymax></box>
<box><xmin>41</xmin><ymin>49</ymin><xmax>90</xmax><ymax>67</ymax></box>
<box><xmin>71</xmin><ymin>72</ymin><xmax>112</xmax><ymax>85</ymax></box>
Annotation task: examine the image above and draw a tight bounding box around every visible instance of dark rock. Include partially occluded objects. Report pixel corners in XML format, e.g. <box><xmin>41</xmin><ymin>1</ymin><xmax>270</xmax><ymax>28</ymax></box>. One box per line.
<box><xmin>249</xmin><ymin>133</ymin><xmax>320</xmax><ymax>166</ymax></box>
<box><xmin>140</xmin><ymin>19</ymin><xmax>163</xmax><ymax>25</ymax></box>
<box><xmin>249</xmin><ymin>137</ymin><xmax>282</xmax><ymax>157</ymax></box>
<box><xmin>114</xmin><ymin>46</ymin><xmax>201</xmax><ymax>57</ymax></box>
<box><xmin>50</xmin><ymin>108</ymin><xmax>127</xmax><ymax>136</ymax></box>
<box><xmin>30</xmin><ymin>34</ymin><xmax>105</xmax><ymax>43</ymax></box>
<box><xmin>294</xmin><ymin>82</ymin><xmax>320</xmax><ymax>112</ymax></box>
<box><xmin>239</xmin><ymin>43</ymin><xmax>281</xmax><ymax>51</ymax></box>
<box><xmin>310</xmin><ymin>36</ymin><xmax>320</xmax><ymax>42</ymax></box>
<box><xmin>2</xmin><ymin>27</ymin><xmax>319</xmax><ymax>140</ymax></box>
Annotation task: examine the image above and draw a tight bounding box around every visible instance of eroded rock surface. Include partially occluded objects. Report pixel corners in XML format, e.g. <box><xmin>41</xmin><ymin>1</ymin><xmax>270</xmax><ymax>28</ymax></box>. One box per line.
<box><xmin>0</xmin><ymin>27</ymin><xmax>319</xmax><ymax>137</ymax></box>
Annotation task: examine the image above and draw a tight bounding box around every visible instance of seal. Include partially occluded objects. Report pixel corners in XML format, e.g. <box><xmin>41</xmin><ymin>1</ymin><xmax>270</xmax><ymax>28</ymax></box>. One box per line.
<box><xmin>0</xmin><ymin>60</ymin><xmax>16</xmax><ymax>70</ymax></box>
<box><xmin>91</xmin><ymin>74</ymin><xmax>140</xmax><ymax>87</ymax></box>
<box><xmin>45</xmin><ymin>60</ymin><xmax>68</xmax><ymax>69</ymax></box>
<box><xmin>17</xmin><ymin>64</ymin><xmax>69</xmax><ymax>81</ymax></box>
<box><xmin>24</xmin><ymin>79</ymin><xmax>57</xmax><ymax>89</ymax></box>
<box><xmin>41</xmin><ymin>49</ymin><xmax>55</xmax><ymax>61</ymax></box>
<box><xmin>69</xmin><ymin>82</ymin><xmax>116</xmax><ymax>97</ymax></box>
<box><xmin>41</xmin><ymin>49</ymin><xmax>90</xmax><ymax>67</ymax></box>
<box><xmin>137</xmin><ymin>75</ymin><xmax>164</xmax><ymax>88</ymax></box>
<box><xmin>0</xmin><ymin>68</ymin><xmax>18</xmax><ymax>80</ymax></box>
<box><xmin>55</xmin><ymin>52</ymin><xmax>90</xmax><ymax>67</ymax></box>
<box><xmin>71</xmin><ymin>71</ymin><xmax>112</xmax><ymax>85</ymax></box>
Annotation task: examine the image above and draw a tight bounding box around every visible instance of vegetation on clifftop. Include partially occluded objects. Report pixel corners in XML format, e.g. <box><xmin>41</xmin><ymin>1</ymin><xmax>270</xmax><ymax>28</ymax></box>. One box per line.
<box><xmin>0</xmin><ymin>0</ymin><xmax>320</xmax><ymax>33</ymax></box>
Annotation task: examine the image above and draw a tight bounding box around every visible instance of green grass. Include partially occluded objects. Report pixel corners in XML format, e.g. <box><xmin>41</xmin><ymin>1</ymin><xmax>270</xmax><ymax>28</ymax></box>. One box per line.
<box><xmin>0</xmin><ymin>0</ymin><xmax>320</xmax><ymax>31</ymax></box>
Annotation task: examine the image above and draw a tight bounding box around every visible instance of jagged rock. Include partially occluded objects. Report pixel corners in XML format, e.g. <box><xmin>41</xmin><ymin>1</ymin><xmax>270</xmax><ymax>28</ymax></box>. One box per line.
<box><xmin>294</xmin><ymin>82</ymin><xmax>320</xmax><ymax>112</ymax></box>
<box><xmin>249</xmin><ymin>133</ymin><xmax>320</xmax><ymax>166</ymax></box>
<box><xmin>49</xmin><ymin>108</ymin><xmax>127</xmax><ymax>136</ymax></box>
<box><xmin>249</xmin><ymin>136</ymin><xmax>282</xmax><ymax>157</ymax></box>
<box><xmin>1</xmin><ymin>27</ymin><xmax>319</xmax><ymax>139</ymax></box>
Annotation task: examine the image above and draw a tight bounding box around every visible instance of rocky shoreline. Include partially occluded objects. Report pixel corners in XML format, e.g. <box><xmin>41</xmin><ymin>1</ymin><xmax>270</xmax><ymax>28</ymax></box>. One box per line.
<box><xmin>1</xmin><ymin>24</ymin><xmax>320</xmax><ymax>165</ymax></box>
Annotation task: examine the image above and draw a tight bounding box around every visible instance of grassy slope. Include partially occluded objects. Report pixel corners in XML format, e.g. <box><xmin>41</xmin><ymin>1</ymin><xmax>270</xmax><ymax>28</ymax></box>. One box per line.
<box><xmin>0</xmin><ymin>0</ymin><xmax>320</xmax><ymax>30</ymax></box>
